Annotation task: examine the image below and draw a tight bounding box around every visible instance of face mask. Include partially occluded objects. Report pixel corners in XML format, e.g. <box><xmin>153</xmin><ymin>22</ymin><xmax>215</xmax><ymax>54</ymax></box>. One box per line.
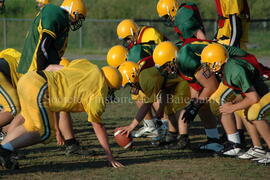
<box><xmin>70</xmin><ymin>14</ymin><xmax>85</xmax><ymax>31</ymax></box>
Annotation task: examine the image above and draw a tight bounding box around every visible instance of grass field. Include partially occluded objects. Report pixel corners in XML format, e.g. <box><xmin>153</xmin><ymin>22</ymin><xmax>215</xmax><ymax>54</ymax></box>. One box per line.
<box><xmin>1</xmin><ymin>60</ymin><xmax>270</xmax><ymax>179</ymax></box>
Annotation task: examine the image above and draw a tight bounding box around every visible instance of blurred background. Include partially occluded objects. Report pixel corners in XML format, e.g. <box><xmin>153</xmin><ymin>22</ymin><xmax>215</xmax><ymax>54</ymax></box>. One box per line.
<box><xmin>0</xmin><ymin>0</ymin><xmax>269</xmax><ymax>57</ymax></box>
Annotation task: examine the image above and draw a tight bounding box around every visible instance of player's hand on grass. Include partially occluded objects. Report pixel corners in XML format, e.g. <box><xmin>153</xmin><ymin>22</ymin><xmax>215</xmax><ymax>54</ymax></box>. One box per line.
<box><xmin>56</xmin><ymin>131</ymin><xmax>64</xmax><ymax>145</ymax></box>
<box><xmin>108</xmin><ymin>159</ymin><xmax>124</xmax><ymax>168</ymax></box>
<box><xmin>219</xmin><ymin>102</ymin><xmax>235</xmax><ymax>114</ymax></box>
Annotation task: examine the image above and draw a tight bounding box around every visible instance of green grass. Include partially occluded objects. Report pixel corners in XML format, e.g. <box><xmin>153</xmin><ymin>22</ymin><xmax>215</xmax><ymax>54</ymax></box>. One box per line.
<box><xmin>1</xmin><ymin>60</ymin><xmax>270</xmax><ymax>179</ymax></box>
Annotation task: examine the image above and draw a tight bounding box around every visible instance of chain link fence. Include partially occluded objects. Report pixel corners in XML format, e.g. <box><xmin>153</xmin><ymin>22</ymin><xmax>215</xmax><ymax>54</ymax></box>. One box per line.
<box><xmin>0</xmin><ymin>18</ymin><xmax>269</xmax><ymax>54</ymax></box>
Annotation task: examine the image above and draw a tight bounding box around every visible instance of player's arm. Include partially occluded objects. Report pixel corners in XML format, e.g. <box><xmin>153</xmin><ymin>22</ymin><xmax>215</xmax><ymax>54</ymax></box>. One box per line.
<box><xmin>45</xmin><ymin>64</ymin><xmax>64</xmax><ymax>72</ymax></box>
<box><xmin>220</xmin><ymin>87</ymin><xmax>260</xmax><ymax>114</ymax></box>
<box><xmin>54</xmin><ymin>112</ymin><xmax>64</xmax><ymax>145</ymax></box>
<box><xmin>229</xmin><ymin>14</ymin><xmax>242</xmax><ymax>47</ymax></box>
<box><xmin>195</xmin><ymin>66</ymin><xmax>219</xmax><ymax>100</ymax></box>
<box><xmin>182</xmin><ymin>67</ymin><xmax>219</xmax><ymax>123</ymax></box>
<box><xmin>120</xmin><ymin>103</ymin><xmax>152</xmax><ymax>136</ymax></box>
<box><xmin>92</xmin><ymin>122</ymin><xmax>124</xmax><ymax>168</ymax></box>
<box><xmin>36</xmin><ymin>32</ymin><xmax>61</xmax><ymax>71</ymax></box>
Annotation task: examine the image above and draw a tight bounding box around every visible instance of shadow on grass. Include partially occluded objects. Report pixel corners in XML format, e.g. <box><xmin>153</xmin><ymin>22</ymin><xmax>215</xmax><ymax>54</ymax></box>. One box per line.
<box><xmin>0</xmin><ymin>150</ymin><xmax>214</xmax><ymax>176</ymax></box>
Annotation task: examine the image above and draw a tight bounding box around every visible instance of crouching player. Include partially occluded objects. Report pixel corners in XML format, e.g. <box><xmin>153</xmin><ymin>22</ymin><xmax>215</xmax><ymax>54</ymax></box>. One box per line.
<box><xmin>201</xmin><ymin>44</ymin><xmax>270</xmax><ymax>164</ymax></box>
<box><xmin>118</xmin><ymin>48</ymin><xmax>191</xmax><ymax>149</ymax></box>
<box><xmin>0</xmin><ymin>59</ymin><xmax>124</xmax><ymax>169</ymax></box>
<box><xmin>0</xmin><ymin>49</ymin><xmax>22</xmax><ymax>140</ymax></box>
<box><xmin>152</xmin><ymin>41</ymin><xmax>224</xmax><ymax>152</ymax></box>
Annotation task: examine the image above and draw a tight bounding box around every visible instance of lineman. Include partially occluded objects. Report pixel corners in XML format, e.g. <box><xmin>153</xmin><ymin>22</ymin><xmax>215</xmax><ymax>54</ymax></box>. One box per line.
<box><xmin>17</xmin><ymin>0</ymin><xmax>88</xmax><ymax>154</ymax></box>
<box><xmin>0</xmin><ymin>59</ymin><xmax>124</xmax><ymax>169</ymax></box>
<box><xmin>116</xmin><ymin>19</ymin><xmax>168</xmax><ymax>138</ymax></box>
<box><xmin>201</xmin><ymin>43</ymin><xmax>270</xmax><ymax>164</ymax></box>
<box><xmin>118</xmin><ymin>42</ymin><xmax>191</xmax><ymax>149</ymax></box>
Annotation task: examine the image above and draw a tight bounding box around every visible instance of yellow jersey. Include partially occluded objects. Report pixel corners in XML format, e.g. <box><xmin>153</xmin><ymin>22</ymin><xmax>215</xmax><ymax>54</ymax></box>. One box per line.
<box><xmin>0</xmin><ymin>48</ymin><xmax>22</xmax><ymax>87</ymax></box>
<box><xmin>139</xmin><ymin>67</ymin><xmax>184</xmax><ymax>103</ymax></box>
<box><xmin>43</xmin><ymin>59</ymin><xmax>108</xmax><ymax>123</ymax></box>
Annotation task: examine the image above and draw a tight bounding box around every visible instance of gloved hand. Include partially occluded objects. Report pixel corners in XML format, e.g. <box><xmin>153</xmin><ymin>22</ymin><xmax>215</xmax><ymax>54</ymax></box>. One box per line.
<box><xmin>182</xmin><ymin>99</ymin><xmax>204</xmax><ymax>123</ymax></box>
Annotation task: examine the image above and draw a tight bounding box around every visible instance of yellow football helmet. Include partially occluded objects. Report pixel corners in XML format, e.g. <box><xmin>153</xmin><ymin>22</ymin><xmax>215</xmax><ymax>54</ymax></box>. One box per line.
<box><xmin>153</xmin><ymin>41</ymin><xmax>178</xmax><ymax>67</ymax></box>
<box><xmin>101</xmin><ymin>66</ymin><xmax>122</xmax><ymax>89</ymax></box>
<box><xmin>36</xmin><ymin>0</ymin><xmax>50</xmax><ymax>5</ymax></box>
<box><xmin>61</xmin><ymin>0</ymin><xmax>87</xmax><ymax>31</ymax></box>
<box><xmin>118</xmin><ymin>61</ymin><xmax>140</xmax><ymax>87</ymax></box>
<box><xmin>157</xmin><ymin>0</ymin><xmax>179</xmax><ymax>18</ymax></box>
<box><xmin>106</xmin><ymin>45</ymin><xmax>128</xmax><ymax>68</ymax></box>
<box><xmin>59</xmin><ymin>57</ymin><xmax>70</xmax><ymax>67</ymax></box>
<box><xmin>201</xmin><ymin>43</ymin><xmax>228</xmax><ymax>72</ymax></box>
<box><xmin>117</xmin><ymin>19</ymin><xmax>139</xmax><ymax>40</ymax></box>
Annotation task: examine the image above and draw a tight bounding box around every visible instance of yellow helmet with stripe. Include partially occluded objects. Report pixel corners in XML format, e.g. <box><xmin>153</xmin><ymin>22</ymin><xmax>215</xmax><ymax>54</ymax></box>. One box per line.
<box><xmin>61</xmin><ymin>0</ymin><xmax>87</xmax><ymax>31</ymax></box>
<box><xmin>101</xmin><ymin>66</ymin><xmax>122</xmax><ymax>89</ymax></box>
<box><xmin>153</xmin><ymin>41</ymin><xmax>178</xmax><ymax>67</ymax></box>
<box><xmin>106</xmin><ymin>45</ymin><xmax>128</xmax><ymax>68</ymax></box>
<box><xmin>117</xmin><ymin>19</ymin><xmax>139</xmax><ymax>40</ymax></box>
<box><xmin>201</xmin><ymin>43</ymin><xmax>228</xmax><ymax>72</ymax></box>
<box><xmin>118</xmin><ymin>61</ymin><xmax>140</xmax><ymax>87</ymax></box>
<box><xmin>157</xmin><ymin>0</ymin><xmax>179</xmax><ymax>17</ymax></box>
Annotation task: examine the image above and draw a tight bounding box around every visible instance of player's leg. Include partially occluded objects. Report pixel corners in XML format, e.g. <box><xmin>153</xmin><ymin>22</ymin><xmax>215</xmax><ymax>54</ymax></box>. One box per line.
<box><xmin>209</xmin><ymin>83</ymin><xmax>242</xmax><ymax>156</ymax></box>
<box><xmin>0</xmin><ymin>72</ymin><xmax>55</xmax><ymax>169</ymax></box>
<box><xmin>0</xmin><ymin>72</ymin><xmax>20</xmax><ymax>140</ymax></box>
<box><xmin>247</xmin><ymin>93</ymin><xmax>270</xmax><ymax>164</ymax></box>
<box><xmin>58</xmin><ymin>112</ymin><xmax>91</xmax><ymax>155</ymax></box>
<box><xmin>198</xmin><ymin>103</ymin><xmax>223</xmax><ymax>152</ymax></box>
<box><xmin>131</xmin><ymin>91</ymin><xmax>160</xmax><ymax>138</ymax></box>
<box><xmin>238</xmin><ymin>116</ymin><xmax>266</xmax><ymax>160</ymax></box>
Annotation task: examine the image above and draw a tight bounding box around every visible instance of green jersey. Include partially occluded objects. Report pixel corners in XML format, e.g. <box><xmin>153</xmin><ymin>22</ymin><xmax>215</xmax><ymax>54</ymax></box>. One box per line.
<box><xmin>177</xmin><ymin>42</ymin><xmax>248</xmax><ymax>79</ymax></box>
<box><xmin>174</xmin><ymin>3</ymin><xmax>204</xmax><ymax>39</ymax></box>
<box><xmin>224</xmin><ymin>58</ymin><xmax>270</xmax><ymax>96</ymax></box>
<box><xmin>127</xmin><ymin>44</ymin><xmax>156</xmax><ymax>63</ymax></box>
<box><xmin>18</xmin><ymin>4</ymin><xmax>69</xmax><ymax>74</ymax></box>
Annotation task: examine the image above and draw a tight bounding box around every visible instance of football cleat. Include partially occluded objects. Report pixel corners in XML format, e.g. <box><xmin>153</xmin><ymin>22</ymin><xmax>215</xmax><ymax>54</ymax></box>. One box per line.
<box><xmin>257</xmin><ymin>152</ymin><xmax>270</xmax><ymax>165</ymax></box>
<box><xmin>0</xmin><ymin>146</ymin><xmax>19</xmax><ymax>170</ymax></box>
<box><xmin>238</xmin><ymin>147</ymin><xmax>266</xmax><ymax>160</ymax></box>
<box><xmin>199</xmin><ymin>137</ymin><xmax>224</xmax><ymax>152</ymax></box>
<box><xmin>216</xmin><ymin>141</ymin><xmax>241</xmax><ymax>157</ymax></box>
<box><xmin>151</xmin><ymin>131</ymin><xmax>178</xmax><ymax>147</ymax></box>
<box><xmin>166</xmin><ymin>135</ymin><xmax>190</xmax><ymax>150</ymax></box>
<box><xmin>65</xmin><ymin>143</ymin><xmax>95</xmax><ymax>156</ymax></box>
<box><xmin>0</xmin><ymin>131</ymin><xmax>7</xmax><ymax>141</ymax></box>
<box><xmin>132</xmin><ymin>119</ymin><xmax>166</xmax><ymax>138</ymax></box>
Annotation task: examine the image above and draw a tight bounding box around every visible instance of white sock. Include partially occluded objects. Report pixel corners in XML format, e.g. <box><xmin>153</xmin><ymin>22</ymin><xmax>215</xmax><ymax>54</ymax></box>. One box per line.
<box><xmin>205</xmin><ymin>128</ymin><xmax>220</xmax><ymax>139</ymax></box>
<box><xmin>144</xmin><ymin>119</ymin><xmax>156</xmax><ymax>128</ymax></box>
<box><xmin>2</xmin><ymin>142</ymin><xmax>14</xmax><ymax>151</ymax></box>
<box><xmin>227</xmin><ymin>132</ymin><xmax>240</xmax><ymax>144</ymax></box>
<box><xmin>254</xmin><ymin>146</ymin><xmax>263</xmax><ymax>149</ymax></box>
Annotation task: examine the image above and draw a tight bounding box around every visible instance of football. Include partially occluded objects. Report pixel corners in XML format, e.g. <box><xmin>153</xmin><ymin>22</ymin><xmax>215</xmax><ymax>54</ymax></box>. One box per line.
<box><xmin>114</xmin><ymin>128</ymin><xmax>133</xmax><ymax>149</ymax></box>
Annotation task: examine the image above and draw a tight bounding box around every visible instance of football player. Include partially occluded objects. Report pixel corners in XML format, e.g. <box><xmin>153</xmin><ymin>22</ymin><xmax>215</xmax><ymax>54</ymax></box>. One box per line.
<box><xmin>156</xmin><ymin>0</ymin><xmax>206</xmax><ymax>42</ymax></box>
<box><xmin>0</xmin><ymin>49</ymin><xmax>22</xmax><ymax>141</ymax></box>
<box><xmin>0</xmin><ymin>59</ymin><xmax>124</xmax><ymax>169</ymax></box>
<box><xmin>201</xmin><ymin>43</ymin><xmax>270</xmax><ymax>164</ymax></box>
<box><xmin>214</xmin><ymin>0</ymin><xmax>250</xmax><ymax>49</ymax></box>
<box><xmin>118</xmin><ymin>43</ymin><xmax>191</xmax><ymax>149</ymax></box>
<box><xmin>17</xmin><ymin>0</ymin><xmax>88</xmax><ymax>154</ymax></box>
<box><xmin>115</xmin><ymin>19</ymin><xmax>168</xmax><ymax>138</ymax></box>
<box><xmin>156</xmin><ymin>40</ymin><xmax>256</xmax><ymax>155</ymax></box>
